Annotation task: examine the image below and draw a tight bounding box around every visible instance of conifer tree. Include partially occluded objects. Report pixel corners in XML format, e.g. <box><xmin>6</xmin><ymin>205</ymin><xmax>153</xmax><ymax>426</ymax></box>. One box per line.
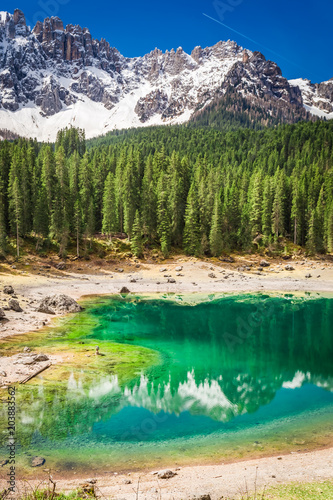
<box><xmin>131</xmin><ymin>210</ymin><xmax>143</xmax><ymax>258</ymax></box>
<box><xmin>209</xmin><ymin>194</ymin><xmax>223</xmax><ymax>257</ymax></box>
<box><xmin>102</xmin><ymin>172</ymin><xmax>118</xmax><ymax>240</ymax></box>
<box><xmin>272</xmin><ymin>170</ymin><xmax>286</xmax><ymax>239</ymax></box>
<box><xmin>0</xmin><ymin>177</ymin><xmax>6</xmax><ymax>254</ymax></box>
<box><xmin>168</xmin><ymin>151</ymin><xmax>187</xmax><ymax>246</ymax></box>
<box><xmin>249</xmin><ymin>173</ymin><xmax>263</xmax><ymax>236</ymax></box>
<box><xmin>141</xmin><ymin>156</ymin><xmax>157</xmax><ymax>240</ymax></box>
<box><xmin>80</xmin><ymin>153</ymin><xmax>95</xmax><ymax>244</ymax></box>
<box><xmin>327</xmin><ymin>203</ymin><xmax>333</xmax><ymax>253</ymax></box>
<box><xmin>157</xmin><ymin>174</ymin><xmax>171</xmax><ymax>258</ymax></box>
<box><xmin>8</xmin><ymin>177</ymin><xmax>23</xmax><ymax>257</ymax></box>
<box><xmin>262</xmin><ymin>177</ymin><xmax>273</xmax><ymax>243</ymax></box>
<box><xmin>183</xmin><ymin>182</ymin><xmax>201</xmax><ymax>256</ymax></box>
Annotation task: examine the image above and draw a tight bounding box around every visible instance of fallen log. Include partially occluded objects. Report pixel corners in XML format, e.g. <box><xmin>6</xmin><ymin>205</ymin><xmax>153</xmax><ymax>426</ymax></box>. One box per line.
<box><xmin>20</xmin><ymin>363</ymin><xmax>52</xmax><ymax>384</ymax></box>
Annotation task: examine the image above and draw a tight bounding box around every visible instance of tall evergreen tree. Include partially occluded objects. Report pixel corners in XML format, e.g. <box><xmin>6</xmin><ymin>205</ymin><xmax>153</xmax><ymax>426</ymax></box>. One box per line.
<box><xmin>102</xmin><ymin>172</ymin><xmax>118</xmax><ymax>240</ymax></box>
<box><xmin>209</xmin><ymin>194</ymin><xmax>223</xmax><ymax>257</ymax></box>
<box><xmin>183</xmin><ymin>182</ymin><xmax>201</xmax><ymax>256</ymax></box>
<box><xmin>8</xmin><ymin>177</ymin><xmax>23</xmax><ymax>257</ymax></box>
<box><xmin>131</xmin><ymin>210</ymin><xmax>143</xmax><ymax>258</ymax></box>
<box><xmin>157</xmin><ymin>174</ymin><xmax>171</xmax><ymax>258</ymax></box>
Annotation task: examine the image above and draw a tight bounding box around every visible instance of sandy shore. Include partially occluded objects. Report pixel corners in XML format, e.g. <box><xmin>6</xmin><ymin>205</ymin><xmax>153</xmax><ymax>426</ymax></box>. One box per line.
<box><xmin>4</xmin><ymin>448</ymin><xmax>333</xmax><ymax>499</ymax></box>
<box><xmin>1</xmin><ymin>256</ymin><xmax>333</xmax><ymax>497</ymax></box>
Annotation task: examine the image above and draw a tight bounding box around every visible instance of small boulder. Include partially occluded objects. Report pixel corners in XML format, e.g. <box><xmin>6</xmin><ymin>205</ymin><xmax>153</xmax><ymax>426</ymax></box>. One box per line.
<box><xmin>305</xmin><ymin>273</ymin><xmax>312</xmax><ymax>278</ymax></box>
<box><xmin>175</xmin><ymin>266</ymin><xmax>183</xmax><ymax>272</ymax></box>
<box><xmin>208</xmin><ymin>273</ymin><xmax>216</xmax><ymax>279</ymax></box>
<box><xmin>0</xmin><ymin>308</ymin><xmax>6</xmax><ymax>320</ymax></box>
<box><xmin>118</xmin><ymin>268</ymin><xmax>124</xmax><ymax>273</ymax></box>
<box><xmin>167</xmin><ymin>278</ymin><xmax>176</xmax><ymax>284</ymax></box>
<box><xmin>23</xmin><ymin>347</ymin><xmax>31</xmax><ymax>352</ymax></box>
<box><xmin>120</xmin><ymin>287</ymin><xmax>130</xmax><ymax>294</ymax></box>
<box><xmin>157</xmin><ymin>470</ymin><xmax>177</xmax><ymax>479</ymax></box>
<box><xmin>56</xmin><ymin>262</ymin><xmax>66</xmax><ymax>270</ymax></box>
<box><xmin>4</xmin><ymin>285</ymin><xmax>14</xmax><ymax>295</ymax></box>
<box><xmin>160</xmin><ymin>268</ymin><xmax>167</xmax><ymax>272</ymax></box>
<box><xmin>34</xmin><ymin>354</ymin><xmax>49</xmax><ymax>362</ymax></box>
<box><xmin>37</xmin><ymin>294</ymin><xmax>82</xmax><ymax>314</ymax></box>
<box><xmin>9</xmin><ymin>298</ymin><xmax>23</xmax><ymax>312</ymax></box>
<box><xmin>285</xmin><ymin>264</ymin><xmax>295</xmax><ymax>271</ymax></box>
<box><xmin>260</xmin><ymin>260</ymin><xmax>270</xmax><ymax>267</ymax></box>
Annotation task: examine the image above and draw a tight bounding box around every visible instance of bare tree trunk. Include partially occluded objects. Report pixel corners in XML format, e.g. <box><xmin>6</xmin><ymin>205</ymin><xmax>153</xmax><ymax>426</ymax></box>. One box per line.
<box><xmin>77</xmin><ymin>228</ymin><xmax>79</xmax><ymax>257</ymax></box>
<box><xmin>294</xmin><ymin>217</ymin><xmax>297</xmax><ymax>245</ymax></box>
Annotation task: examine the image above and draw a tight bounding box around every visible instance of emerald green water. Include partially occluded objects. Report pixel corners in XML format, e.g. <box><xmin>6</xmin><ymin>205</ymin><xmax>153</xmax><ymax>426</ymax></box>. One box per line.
<box><xmin>1</xmin><ymin>293</ymin><xmax>333</xmax><ymax>474</ymax></box>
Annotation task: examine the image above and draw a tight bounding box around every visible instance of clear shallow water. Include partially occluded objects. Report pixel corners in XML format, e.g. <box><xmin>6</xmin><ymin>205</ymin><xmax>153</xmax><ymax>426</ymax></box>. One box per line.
<box><xmin>2</xmin><ymin>293</ymin><xmax>333</xmax><ymax>473</ymax></box>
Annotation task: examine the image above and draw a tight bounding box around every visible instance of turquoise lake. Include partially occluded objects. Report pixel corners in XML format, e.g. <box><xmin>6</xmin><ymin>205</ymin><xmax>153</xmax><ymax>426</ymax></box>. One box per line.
<box><xmin>1</xmin><ymin>293</ymin><xmax>333</xmax><ymax>474</ymax></box>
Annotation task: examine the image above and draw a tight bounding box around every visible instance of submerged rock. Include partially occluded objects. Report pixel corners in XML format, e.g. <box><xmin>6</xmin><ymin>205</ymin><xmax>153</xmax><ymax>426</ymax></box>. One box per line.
<box><xmin>31</xmin><ymin>456</ymin><xmax>45</xmax><ymax>467</ymax></box>
<box><xmin>37</xmin><ymin>294</ymin><xmax>82</xmax><ymax>314</ymax></box>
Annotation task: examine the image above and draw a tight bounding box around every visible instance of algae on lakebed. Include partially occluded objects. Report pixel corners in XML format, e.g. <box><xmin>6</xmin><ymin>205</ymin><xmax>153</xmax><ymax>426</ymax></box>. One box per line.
<box><xmin>1</xmin><ymin>292</ymin><xmax>333</xmax><ymax>475</ymax></box>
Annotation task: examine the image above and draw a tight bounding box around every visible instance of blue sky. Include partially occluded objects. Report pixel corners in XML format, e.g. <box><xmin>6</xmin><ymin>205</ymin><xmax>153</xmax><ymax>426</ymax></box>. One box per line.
<box><xmin>6</xmin><ymin>0</ymin><xmax>332</xmax><ymax>83</ymax></box>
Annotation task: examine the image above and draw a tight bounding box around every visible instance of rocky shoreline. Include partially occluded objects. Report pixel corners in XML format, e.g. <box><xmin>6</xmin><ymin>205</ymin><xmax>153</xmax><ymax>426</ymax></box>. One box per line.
<box><xmin>1</xmin><ymin>257</ymin><xmax>333</xmax><ymax>497</ymax></box>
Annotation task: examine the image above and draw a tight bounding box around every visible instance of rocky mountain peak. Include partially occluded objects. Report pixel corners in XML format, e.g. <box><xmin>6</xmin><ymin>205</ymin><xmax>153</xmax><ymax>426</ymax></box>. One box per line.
<box><xmin>0</xmin><ymin>9</ymin><xmax>331</xmax><ymax>140</ymax></box>
<box><xmin>1</xmin><ymin>8</ymin><xmax>29</xmax><ymax>38</ymax></box>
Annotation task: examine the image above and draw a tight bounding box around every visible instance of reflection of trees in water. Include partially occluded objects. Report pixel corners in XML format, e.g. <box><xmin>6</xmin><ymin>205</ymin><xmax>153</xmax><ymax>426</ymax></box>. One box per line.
<box><xmin>1</xmin><ymin>295</ymin><xmax>332</xmax><ymax>448</ymax></box>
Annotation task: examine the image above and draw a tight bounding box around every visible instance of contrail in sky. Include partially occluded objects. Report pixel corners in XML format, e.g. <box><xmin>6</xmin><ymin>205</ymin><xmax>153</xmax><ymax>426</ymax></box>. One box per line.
<box><xmin>202</xmin><ymin>13</ymin><xmax>302</xmax><ymax>70</ymax></box>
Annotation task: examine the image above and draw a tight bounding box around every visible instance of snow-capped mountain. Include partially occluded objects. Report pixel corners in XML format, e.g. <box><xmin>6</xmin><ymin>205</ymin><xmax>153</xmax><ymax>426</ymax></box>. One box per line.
<box><xmin>0</xmin><ymin>9</ymin><xmax>331</xmax><ymax>141</ymax></box>
<box><xmin>289</xmin><ymin>78</ymin><xmax>333</xmax><ymax>119</ymax></box>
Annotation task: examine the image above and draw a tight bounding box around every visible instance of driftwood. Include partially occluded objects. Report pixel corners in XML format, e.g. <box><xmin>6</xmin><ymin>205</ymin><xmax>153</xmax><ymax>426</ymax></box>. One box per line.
<box><xmin>20</xmin><ymin>363</ymin><xmax>52</xmax><ymax>384</ymax></box>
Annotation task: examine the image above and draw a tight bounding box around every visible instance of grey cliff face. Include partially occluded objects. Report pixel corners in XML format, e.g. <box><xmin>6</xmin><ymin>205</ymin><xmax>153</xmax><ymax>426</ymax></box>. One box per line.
<box><xmin>0</xmin><ymin>9</ymin><xmax>331</xmax><ymax>138</ymax></box>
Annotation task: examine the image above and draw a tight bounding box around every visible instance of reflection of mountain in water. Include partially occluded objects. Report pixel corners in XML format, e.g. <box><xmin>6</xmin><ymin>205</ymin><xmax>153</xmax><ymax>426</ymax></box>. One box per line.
<box><xmin>1</xmin><ymin>294</ymin><xmax>333</xmax><ymax>448</ymax></box>
<box><xmin>5</xmin><ymin>364</ymin><xmax>333</xmax><ymax>448</ymax></box>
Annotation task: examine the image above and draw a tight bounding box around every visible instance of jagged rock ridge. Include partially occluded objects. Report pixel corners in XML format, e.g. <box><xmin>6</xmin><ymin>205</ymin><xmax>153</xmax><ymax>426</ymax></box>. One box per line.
<box><xmin>0</xmin><ymin>9</ymin><xmax>331</xmax><ymax>140</ymax></box>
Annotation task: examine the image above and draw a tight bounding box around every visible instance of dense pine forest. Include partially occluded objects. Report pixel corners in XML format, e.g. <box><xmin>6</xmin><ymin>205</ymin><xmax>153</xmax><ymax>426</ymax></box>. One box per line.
<box><xmin>0</xmin><ymin>120</ymin><xmax>333</xmax><ymax>259</ymax></box>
